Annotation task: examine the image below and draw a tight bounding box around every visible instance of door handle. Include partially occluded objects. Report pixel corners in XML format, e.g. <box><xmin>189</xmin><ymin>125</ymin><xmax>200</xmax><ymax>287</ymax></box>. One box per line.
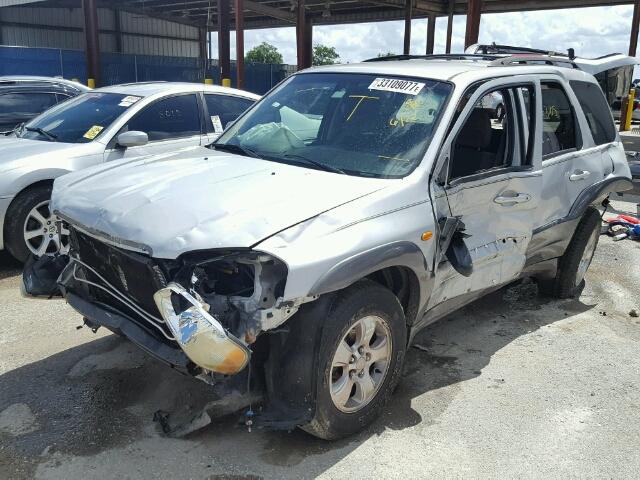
<box><xmin>493</xmin><ymin>193</ymin><xmax>531</xmax><ymax>205</ymax></box>
<box><xmin>569</xmin><ymin>170</ymin><xmax>591</xmax><ymax>181</ymax></box>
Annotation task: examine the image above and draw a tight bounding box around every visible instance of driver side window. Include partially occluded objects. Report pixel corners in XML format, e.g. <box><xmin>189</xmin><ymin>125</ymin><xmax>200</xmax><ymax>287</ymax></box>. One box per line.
<box><xmin>449</xmin><ymin>88</ymin><xmax>513</xmax><ymax>181</ymax></box>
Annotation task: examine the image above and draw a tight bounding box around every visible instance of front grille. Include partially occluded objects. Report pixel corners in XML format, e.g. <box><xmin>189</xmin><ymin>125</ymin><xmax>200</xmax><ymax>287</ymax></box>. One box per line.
<box><xmin>70</xmin><ymin>228</ymin><xmax>172</xmax><ymax>338</ymax></box>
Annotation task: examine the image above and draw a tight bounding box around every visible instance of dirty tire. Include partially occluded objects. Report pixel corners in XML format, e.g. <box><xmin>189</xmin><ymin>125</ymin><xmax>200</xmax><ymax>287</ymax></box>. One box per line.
<box><xmin>4</xmin><ymin>184</ymin><xmax>52</xmax><ymax>263</ymax></box>
<box><xmin>301</xmin><ymin>280</ymin><xmax>407</xmax><ymax>440</ymax></box>
<box><xmin>547</xmin><ymin>206</ymin><xmax>601</xmax><ymax>299</ymax></box>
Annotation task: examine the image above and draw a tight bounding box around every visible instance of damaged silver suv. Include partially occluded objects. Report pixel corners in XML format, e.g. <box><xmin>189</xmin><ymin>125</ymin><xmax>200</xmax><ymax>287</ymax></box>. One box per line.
<box><xmin>23</xmin><ymin>54</ymin><xmax>633</xmax><ymax>439</ymax></box>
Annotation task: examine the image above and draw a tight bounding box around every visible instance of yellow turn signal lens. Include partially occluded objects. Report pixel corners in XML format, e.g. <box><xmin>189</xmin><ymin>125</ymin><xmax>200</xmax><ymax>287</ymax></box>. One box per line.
<box><xmin>421</xmin><ymin>231</ymin><xmax>433</xmax><ymax>241</ymax></box>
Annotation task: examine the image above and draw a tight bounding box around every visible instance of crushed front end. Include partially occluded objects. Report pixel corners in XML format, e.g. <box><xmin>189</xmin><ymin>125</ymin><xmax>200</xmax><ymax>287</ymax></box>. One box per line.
<box><xmin>23</xmin><ymin>221</ymin><xmax>313</xmax><ymax>382</ymax></box>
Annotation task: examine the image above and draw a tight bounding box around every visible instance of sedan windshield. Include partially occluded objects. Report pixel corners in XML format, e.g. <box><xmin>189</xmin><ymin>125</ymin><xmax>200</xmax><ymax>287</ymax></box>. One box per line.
<box><xmin>215</xmin><ymin>73</ymin><xmax>452</xmax><ymax>178</ymax></box>
<box><xmin>18</xmin><ymin>92</ymin><xmax>139</xmax><ymax>143</ymax></box>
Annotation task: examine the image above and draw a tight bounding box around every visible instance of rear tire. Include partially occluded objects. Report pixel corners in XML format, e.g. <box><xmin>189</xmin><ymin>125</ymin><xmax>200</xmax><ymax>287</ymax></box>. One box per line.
<box><xmin>545</xmin><ymin>206</ymin><xmax>601</xmax><ymax>299</ymax></box>
<box><xmin>301</xmin><ymin>280</ymin><xmax>407</xmax><ymax>440</ymax></box>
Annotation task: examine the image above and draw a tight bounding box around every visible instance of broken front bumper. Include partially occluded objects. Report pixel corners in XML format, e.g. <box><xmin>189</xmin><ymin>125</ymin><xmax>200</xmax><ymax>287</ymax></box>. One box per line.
<box><xmin>22</xmin><ymin>255</ymin><xmax>250</xmax><ymax>376</ymax></box>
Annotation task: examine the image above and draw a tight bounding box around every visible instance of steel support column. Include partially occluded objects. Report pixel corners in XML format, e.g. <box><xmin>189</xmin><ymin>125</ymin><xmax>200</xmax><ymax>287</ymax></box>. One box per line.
<box><xmin>218</xmin><ymin>0</ymin><xmax>231</xmax><ymax>86</ymax></box>
<box><xmin>403</xmin><ymin>0</ymin><xmax>412</xmax><ymax>55</ymax></box>
<box><xmin>198</xmin><ymin>27</ymin><xmax>208</xmax><ymax>82</ymax></box>
<box><xmin>82</xmin><ymin>0</ymin><xmax>100</xmax><ymax>87</ymax></box>
<box><xmin>464</xmin><ymin>0</ymin><xmax>481</xmax><ymax>49</ymax></box>
<box><xmin>235</xmin><ymin>0</ymin><xmax>245</xmax><ymax>88</ymax></box>
<box><xmin>296</xmin><ymin>0</ymin><xmax>312</xmax><ymax>69</ymax></box>
<box><xmin>445</xmin><ymin>0</ymin><xmax>453</xmax><ymax>53</ymax></box>
<box><xmin>630</xmin><ymin>0</ymin><xmax>640</xmax><ymax>57</ymax></box>
<box><xmin>113</xmin><ymin>9</ymin><xmax>122</xmax><ymax>53</ymax></box>
<box><xmin>426</xmin><ymin>14</ymin><xmax>435</xmax><ymax>54</ymax></box>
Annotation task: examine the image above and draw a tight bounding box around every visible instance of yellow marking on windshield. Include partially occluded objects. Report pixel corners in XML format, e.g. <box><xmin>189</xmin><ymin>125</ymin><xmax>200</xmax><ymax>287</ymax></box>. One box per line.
<box><xmin>346</xmin><ymin>95</ymin><xmax>378</xmax><ymax>121</ymax></box>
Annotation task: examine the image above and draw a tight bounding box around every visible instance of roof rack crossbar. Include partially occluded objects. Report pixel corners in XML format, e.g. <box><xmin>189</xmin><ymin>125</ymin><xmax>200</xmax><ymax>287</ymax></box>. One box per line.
<box><xmin>364</xmin><ymin>53</ymin><xmax>500</xmax><ymax>62</ymax></box>
<box><xmin>489</xmin><ymin>55</ymin><xmax>579</xmax><ymax>69</ymax></box>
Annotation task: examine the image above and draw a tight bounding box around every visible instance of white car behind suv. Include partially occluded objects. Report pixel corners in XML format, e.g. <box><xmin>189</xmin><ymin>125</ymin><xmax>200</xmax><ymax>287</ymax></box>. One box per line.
<box><xmin>0</xmin><ymin>82</ymin><xmax>259</xmax><ymax>262</ymax></box>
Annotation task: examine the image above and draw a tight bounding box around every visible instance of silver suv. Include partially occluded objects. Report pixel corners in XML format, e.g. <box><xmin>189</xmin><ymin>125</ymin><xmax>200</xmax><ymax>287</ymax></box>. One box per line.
<box><xmin>23</xmin><ymin>55</ymin><xmax>632</xmax><ymax>439</ymax></box>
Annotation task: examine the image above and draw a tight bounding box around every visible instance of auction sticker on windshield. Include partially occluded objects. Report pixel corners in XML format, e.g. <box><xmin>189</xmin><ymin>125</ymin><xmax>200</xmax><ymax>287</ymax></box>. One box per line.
<box><xmin>83</xmin><ymin>125</ymin><xmax>104</xmax><ymax>140</ymax></box>
<box><xmin>369</xmin><ymin>78</ymin><xmax>425</xmax><ymax>96</ymax></box>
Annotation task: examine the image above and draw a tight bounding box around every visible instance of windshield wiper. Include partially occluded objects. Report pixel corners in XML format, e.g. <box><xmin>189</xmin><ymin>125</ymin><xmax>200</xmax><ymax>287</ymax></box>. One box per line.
<box><xmin>25</xmin><ymin>126</ymin><xmax>57</xmax><ymax>142</ymax></box>
<box><xmin>212</xmin><ymin>143</ymin><xmax>261</xmax><ymax>159</ymax></box>
<box><xmin>282</xmin><ymin>154</ymin><xmax>346</xmax><ymax>175</ymax></box>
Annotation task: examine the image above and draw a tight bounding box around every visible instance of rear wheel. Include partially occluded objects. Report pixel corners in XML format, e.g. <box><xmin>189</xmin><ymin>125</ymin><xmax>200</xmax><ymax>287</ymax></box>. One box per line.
<box><xmin>301</xmin><ymin>280</ymin><xmax>406</xmax><ymax>440</ymax></box>
<box><xmin>4</xmin><ymin>185</ymin><xmax>69</xmax><ymax>263</ymax></box>
<box><xmin>545</xmin><ymin>206</ymin><xmax>601</xmax><ymax>299</ymax></box>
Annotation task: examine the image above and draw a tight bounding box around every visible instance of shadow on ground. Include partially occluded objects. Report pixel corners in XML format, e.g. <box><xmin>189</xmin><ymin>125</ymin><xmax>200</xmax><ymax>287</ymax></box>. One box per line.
<box><xmin>0</xmin><ymin>253</ymin><xmax>595</xmax><ymax>478</ymax></box>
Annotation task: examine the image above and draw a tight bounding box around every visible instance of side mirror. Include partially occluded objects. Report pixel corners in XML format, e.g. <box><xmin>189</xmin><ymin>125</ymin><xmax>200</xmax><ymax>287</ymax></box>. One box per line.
<box><xmin>116</xmin><ymin>130</ymin><xmax>148</xmax><ymax>148</ymax></box>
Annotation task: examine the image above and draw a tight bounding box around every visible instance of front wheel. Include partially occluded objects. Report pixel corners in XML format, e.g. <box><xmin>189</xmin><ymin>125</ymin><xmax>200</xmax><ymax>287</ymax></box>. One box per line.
<box><xmin>4</xmin><ymin>185</ymin><xmax>69</xmax><ymax>263</ymax></box>
<box><xmin>301</xmin><ymin>280</ymin><xmax>407</xmax><ymax>440</ymax></box>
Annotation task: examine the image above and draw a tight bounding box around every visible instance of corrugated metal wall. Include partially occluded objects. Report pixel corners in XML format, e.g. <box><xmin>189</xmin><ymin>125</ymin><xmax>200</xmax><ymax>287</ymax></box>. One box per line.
<box><xmin>0</xmin><ymin>6</ymin><xmax>200</xmax><ymax>57</ymax></box>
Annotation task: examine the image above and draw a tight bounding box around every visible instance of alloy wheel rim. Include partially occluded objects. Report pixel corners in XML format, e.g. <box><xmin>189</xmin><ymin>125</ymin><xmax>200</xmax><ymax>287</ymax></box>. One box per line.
<box><xmin>329</xmin><ymin>315</ymin><xmax>392</xmax><ymax>413</ymax></box>
<box><xmin>23</xmin><ymin>200</ymin><xmax>69</xmax><ymax>257</ymax></box>
<box><xmin>575</xmin><ymin>227</ymin><xmax>599</xmax><ymax>288</ymax></box>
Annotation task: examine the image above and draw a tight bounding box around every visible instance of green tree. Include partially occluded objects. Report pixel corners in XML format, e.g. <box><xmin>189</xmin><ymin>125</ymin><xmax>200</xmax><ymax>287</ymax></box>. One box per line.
<box><xmin>377</xmin><ymin>51</ymin><xmax>396</xmax><ymax>58</ymax></box>
<box><xmin>245</xmin><ymin>42</ymin><xmax>283</xmax><ymax>64</ymax></box>
<box><xmin>313</xmin><ymin>45</ymin><xmax>340</xmax><ymax>66</ymax></box>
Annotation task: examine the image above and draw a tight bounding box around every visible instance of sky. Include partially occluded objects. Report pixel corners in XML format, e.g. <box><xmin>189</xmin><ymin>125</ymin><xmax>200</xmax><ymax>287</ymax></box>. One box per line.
<box><xmin>209</xmin><ymin>5</ymin><xmax>637</xmax><ymax>65</ymax></box>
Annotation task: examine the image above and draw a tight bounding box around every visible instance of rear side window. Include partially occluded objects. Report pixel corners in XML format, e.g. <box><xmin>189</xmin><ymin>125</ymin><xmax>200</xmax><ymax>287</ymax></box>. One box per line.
<box><xmin>125</xmin><ymin>94</ymin><xmax>201</xmax><ymax>142</ymax></box>
<box><xmin>204</xmin><ymin>94</ymin><xmax>254</xmax><ymax>133</ymax></box>
<box><xmin>0</xmin><ymin>92</ymin><xmax>57</xmax><ymax>115</ymax></box>
<box><xmin>570</xmin><ymin>80</ymin><xmax>616</xmax><ymax>145</ymax></box>
<box><xmin>541</xmin><ymin>82</ymin><xmax>578</xmax><ymax>157</ymax></box>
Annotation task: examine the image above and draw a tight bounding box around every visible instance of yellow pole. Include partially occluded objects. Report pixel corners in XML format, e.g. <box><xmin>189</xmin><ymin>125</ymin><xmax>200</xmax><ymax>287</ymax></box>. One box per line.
<box><xmin>222</xmin><ymin>78</ymin><xmax>231</xmax><ymax>88</ymax></box>
<box><xmin>87</xmin><ymin>78</ymin><xmax>96</xmax><ymax>89</ymax></box>
<box><xmin>623</xmin><ymin>88</ymin><xmax>636</xmax><ymax>132</ymax></box>
<box><xmin>204</xmin><ymin>78</ymin><xmax>214</xmax><ymax>85</ymax></box>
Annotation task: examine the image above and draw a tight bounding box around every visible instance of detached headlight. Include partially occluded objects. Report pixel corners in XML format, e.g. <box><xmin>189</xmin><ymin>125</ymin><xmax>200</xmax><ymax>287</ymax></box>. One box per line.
<box><xmin>153</xmin><ymin>283</ymin><xmax>250</xmax><ymax>375</ymax></box>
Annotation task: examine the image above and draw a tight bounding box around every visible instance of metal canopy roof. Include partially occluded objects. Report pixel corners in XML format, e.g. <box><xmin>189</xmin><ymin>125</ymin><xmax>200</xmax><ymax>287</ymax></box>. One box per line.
<box><xmin>20</xmin><ymin>0</ymin><xmax>638</xmax><ymax>30</ymax></box>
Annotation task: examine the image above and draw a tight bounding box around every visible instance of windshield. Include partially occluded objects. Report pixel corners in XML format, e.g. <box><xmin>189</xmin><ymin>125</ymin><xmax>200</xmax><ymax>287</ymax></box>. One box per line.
<box><xmin>18</xmin><ymin>92</ymin><xmax>140</xmax><ymax>143</ymax></box>
<box><xmin>216</xmin><ymin>73</ymin><xmax>452</xmax><ymax>178</ymax></box>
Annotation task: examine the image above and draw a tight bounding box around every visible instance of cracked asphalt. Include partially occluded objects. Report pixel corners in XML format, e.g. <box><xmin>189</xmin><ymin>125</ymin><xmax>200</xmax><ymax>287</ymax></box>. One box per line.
<box><xmin>1</xmin><ymin>195</ymin><xmax>639</xmax><ymax>480</ymax></box>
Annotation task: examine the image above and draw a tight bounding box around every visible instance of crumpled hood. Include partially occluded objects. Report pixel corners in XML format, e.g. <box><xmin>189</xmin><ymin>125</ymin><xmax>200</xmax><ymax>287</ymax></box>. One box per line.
<box><xmin>52</xmin><ymin>150</ymin><xmax>387</xmax><ymax>258</ymax></box>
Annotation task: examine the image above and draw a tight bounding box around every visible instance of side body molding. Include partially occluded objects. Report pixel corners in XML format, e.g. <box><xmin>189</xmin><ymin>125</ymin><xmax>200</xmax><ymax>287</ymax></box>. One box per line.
<box><xmin>309</xmin><ymin>241</ymin><xmax>432</xmax><ymax>313</ymax></box>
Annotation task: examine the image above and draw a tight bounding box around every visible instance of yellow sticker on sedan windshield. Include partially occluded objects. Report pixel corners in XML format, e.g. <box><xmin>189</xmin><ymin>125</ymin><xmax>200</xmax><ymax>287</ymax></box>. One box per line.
<box><xmin>368</xmin><ymin>78</ymin><xmax>425</xmax><ymax>96</ymax></box>
<box><xmin>83</xmin><ymin>125</ymin><xmax>104</xmax><ymax>140</ymax></box>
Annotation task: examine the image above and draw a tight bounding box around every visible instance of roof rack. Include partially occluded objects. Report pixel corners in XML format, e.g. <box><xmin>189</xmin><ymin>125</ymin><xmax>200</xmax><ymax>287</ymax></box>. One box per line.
<box><xmin>489</xmin><ymin>55</ymin><xmax>579</xmax><ymax>69</ymax></box>
<box><xmin>363</xmin><ymin>53</ymin><xmax>500</xmax><ymax>62</ymax></box>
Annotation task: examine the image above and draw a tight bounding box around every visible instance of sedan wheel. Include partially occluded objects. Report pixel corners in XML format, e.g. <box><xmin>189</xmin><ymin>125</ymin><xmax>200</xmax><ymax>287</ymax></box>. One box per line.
<box><xmin>23</xmin><ymin>200</ymin><xmax>69</xmax><ymax>257</ymax></box>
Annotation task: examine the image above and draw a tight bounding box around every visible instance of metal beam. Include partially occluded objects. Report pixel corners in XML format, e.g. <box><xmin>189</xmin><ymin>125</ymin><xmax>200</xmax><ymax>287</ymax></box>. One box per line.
<box><xmin>243</xmin><ymin>0</ymin><xmax>296</xmax><ymax>22</ymax></box>
<box><xmin>217</xmin><ymin>0</ymin><xmax>231</xmax><ymax>84</ymax></box>
<box><xmin>296</xmin><ymin>0</ymin><xmax>308</xmax><ymax>68</ymax></box>
<box><xmin>403</xmin><ymin>0</ymin><xmax>412</xmax><ymax>54</ymax></box>
<box><xmin>82</xmin><ymin>0</ymin><xmax>100</xmax><ymax>86</ymax></box>
<box><xmin>464</xmin><ymin>0</ymin><xmax>481</xmax><ymax>49</ymax></box>
<box><xmin>426</xmin><ymin>13</ymin><xmax>435</xmax><ymax>53</ymax></box>
<box><xmin>235</xmin><ymin>0</ymin><xmax>245</xmax><ymax>88</ymax></box>
<box><xmin>445</xmin><ymin>0</ymin><xmax>453</xmax><ymax>53</ymax></box>
<box><xmin>631</xmin><ymin>0</ymin><xmax>640</xmax><ymax>56</ymax></box>
<box><xmin>113</xmin><ymin>8</ymin><xmax>122</xmax><ymax>53</ymax></box>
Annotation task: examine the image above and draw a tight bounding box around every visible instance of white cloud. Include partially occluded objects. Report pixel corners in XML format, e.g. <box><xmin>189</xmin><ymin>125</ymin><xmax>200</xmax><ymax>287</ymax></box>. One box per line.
<box><xmin>210</xmin><ymin>5</ymin><xmax>637</xmax><ymax>65</ymax></box>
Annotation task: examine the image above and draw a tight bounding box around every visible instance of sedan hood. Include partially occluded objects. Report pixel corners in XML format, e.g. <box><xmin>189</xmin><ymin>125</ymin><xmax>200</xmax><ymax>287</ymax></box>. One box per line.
<box><xmin>52</xmin><ymin>150</ymin><xmax>387</xmax><ymax>259</ymax></box>
<box><xmin>0</xmin><ymin>136</ymin><xmax>86</xmax><ymax>170</ymax></box>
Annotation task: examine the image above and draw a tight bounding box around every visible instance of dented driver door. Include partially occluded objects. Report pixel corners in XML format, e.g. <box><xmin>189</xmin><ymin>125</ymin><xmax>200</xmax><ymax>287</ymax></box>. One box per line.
<box><xmin>427</xmin><ymin>77</ymin><xmax>543</xmax><ymax>309</ymax></box>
